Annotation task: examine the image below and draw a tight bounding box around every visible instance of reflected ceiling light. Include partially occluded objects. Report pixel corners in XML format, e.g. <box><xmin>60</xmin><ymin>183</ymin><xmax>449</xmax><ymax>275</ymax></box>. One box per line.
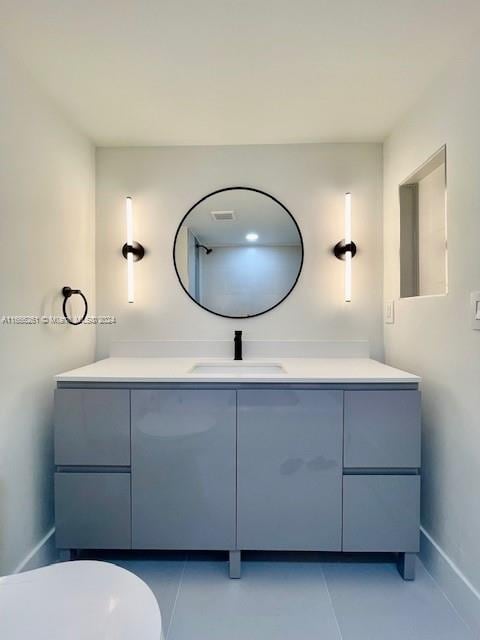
<box><xmin>333</xmin><ymin>192</ymin><xmax>357</xmax><ymax>303</ymax></box>
<box><xmin>122</xmin><ymin>197</ymin><xmax>145</xmax><ymax>303</ymax></box>
<box><xmin>245</xmin><ymin>233</ymin><xmax>258</xmax><ymax>242</ymax></box>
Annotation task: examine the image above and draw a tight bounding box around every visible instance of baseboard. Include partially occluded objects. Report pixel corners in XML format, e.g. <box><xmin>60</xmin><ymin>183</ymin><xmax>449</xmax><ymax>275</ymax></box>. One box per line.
<box><xmin>13</xmin><ymin>527</ymin><xmax>56</xmax><ymax>574</ymax></box>
<box><xmin>420</xmin><ymin>527</ymin><xmax>480</xmax><ymax>635</ymax></box>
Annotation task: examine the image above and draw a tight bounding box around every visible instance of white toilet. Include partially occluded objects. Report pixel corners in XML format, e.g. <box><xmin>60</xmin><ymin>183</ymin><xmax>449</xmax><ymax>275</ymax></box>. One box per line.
<box><xmin>0</xmin><ymin>560</ymin><xmax>162</xmax><ymax>640</ymax></box>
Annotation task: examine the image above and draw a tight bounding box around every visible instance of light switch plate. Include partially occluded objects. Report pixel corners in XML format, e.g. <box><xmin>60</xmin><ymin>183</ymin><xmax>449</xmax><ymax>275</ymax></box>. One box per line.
<box><xmin>385</xmin><ymin>300</ymin><xmax>395</xmax><ymax>324</ymax></box>
<box><xmin>471</xmin><ymin>292</ymin><xmax>480</xmax><ymax>330</ymax></box>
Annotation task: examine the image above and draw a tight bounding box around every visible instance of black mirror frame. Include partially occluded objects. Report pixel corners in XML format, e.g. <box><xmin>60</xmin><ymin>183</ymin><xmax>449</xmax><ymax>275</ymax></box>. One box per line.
<box><xmin>173</xmin><ymin>186</ymin><xmax>304</xmax><ymax>319</ymax></box>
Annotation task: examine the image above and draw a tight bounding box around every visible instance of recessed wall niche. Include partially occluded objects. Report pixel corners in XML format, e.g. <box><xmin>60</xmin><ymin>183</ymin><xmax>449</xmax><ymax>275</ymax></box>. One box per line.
<box><xmin>399</xmin><ymin>146</ymin><xmax>447</xmax><ymax>298</ymax></box>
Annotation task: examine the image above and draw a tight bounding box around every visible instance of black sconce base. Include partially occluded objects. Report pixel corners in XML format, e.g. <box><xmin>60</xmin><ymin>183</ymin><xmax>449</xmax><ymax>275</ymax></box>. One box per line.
<box><xmin>122</xmin><ymin>242</ymin><xmax>145</xmax><ymax>262</ymax></box>
<box><xmin>334</xmin><ymin>240</ymin><xmax>357</xmax><ymax>260</ymax></box>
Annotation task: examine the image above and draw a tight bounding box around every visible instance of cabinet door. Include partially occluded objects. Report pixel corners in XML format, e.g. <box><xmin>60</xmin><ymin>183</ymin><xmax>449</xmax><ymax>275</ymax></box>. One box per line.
<box><xmin>131</xmin><ymin>390</ymin><xmax>236</xmax><ymax>549</ymax></box>
<box><xmin>343</xmin><ymin>475</ymin><xmax>420</xmax><ymax>552</ymax></box>
<box><xmin>344</xmin><ymin>390</ymin><xmax>421</xmax><ymax>469</ymax></box>
<box><xmin>55</xmin><ymin>472</ymin><xmax>131</xmax><ymax>549</ymax></box>
<box><xmin>54</xmin><ymin>389</ymin><xmax>130</xmax><ymax>466</ymax></box>
<box><xmin>237</xmin><ymin>390</ymin><xmax>343</xmax><ymax>550</ymax></box>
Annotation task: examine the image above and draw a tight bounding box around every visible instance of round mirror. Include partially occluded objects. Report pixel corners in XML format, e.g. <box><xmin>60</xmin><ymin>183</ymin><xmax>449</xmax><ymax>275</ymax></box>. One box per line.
<box><xmin>173</xmin><ymin>187</ymin><xmax>303</xmax><ymax>318</ymax></box>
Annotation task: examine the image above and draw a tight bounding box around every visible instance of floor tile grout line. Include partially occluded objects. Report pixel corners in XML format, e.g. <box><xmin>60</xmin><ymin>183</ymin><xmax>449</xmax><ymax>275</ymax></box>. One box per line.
<box><xmin>419</xmin><ymin>559</ymin><xmax>477</xmax><ymax>638</ymax></box>
<box><xmin>321</xmin><ymin>565</ymin><xmax>344</xmax><ymax>640</ymax></box>
<box><xmin>165</xmin><ymin>553</ymin><xmax>188</xmax><ymax>640</ymax></box>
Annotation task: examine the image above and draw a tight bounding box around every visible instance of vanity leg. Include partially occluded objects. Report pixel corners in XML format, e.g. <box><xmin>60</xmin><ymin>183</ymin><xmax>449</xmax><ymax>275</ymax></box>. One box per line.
<box><xmin>229</xmin><ymin>551</ymin><xmax>241</xmax><ymax>579</ymax></box>
<box><xmin>58</xmin><ymin>549</ymin><xmax>72</xmax><ymax>562</ymax></box>
<box><xmin>398</xmin><ymin>552</ymin><xmax>416</xmax><ymax>580</ymax></box>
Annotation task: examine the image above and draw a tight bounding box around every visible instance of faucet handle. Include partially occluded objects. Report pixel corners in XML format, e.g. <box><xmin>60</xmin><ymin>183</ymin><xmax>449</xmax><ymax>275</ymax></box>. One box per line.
<box><xmin>234</xmin><ymin>330</ymin><xmax>243</xmax><ymax>361</ymax></box>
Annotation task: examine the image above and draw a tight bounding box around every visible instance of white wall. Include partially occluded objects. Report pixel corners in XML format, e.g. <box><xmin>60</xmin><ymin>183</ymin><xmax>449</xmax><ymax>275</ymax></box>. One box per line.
<box><xmin>95</xmin><ymin>144</ymin><xmax>383</xmax><ymax>358</ymax></box>
<box><xmin>0</xmin><ymin>52</ymin><xmax>96</xmax><ymax>574</ymax></box>
<box><xmin>384</xmin><ymin>50</ymin><xmax>480</xmax><ymax>631</ymax></box>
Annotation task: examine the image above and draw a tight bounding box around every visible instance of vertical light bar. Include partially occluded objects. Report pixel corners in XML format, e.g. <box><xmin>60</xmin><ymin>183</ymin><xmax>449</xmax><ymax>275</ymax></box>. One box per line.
<box><xmin>344</xmin><ymin>192</ymin><xmax>352</xmax><ymax>302</ymax></box>
<box><xmin>126</xmin><ymin>197</ymin><xmax>134</xmax><ymax>303</ymax></box>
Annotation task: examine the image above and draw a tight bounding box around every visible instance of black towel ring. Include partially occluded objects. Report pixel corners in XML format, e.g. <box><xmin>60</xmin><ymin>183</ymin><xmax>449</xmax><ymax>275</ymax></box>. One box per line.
<box><xmin>62</xmin><ymin>286</ymin><xmax>88</xmax><ymax>326</ymax></box>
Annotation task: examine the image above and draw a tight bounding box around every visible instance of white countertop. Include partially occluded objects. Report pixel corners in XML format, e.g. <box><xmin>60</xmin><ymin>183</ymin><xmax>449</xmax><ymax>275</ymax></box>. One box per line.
<box><xmin>55</xmin><ymin>357</ymin><xmax>420</xmax><ymax>384</ymax></box>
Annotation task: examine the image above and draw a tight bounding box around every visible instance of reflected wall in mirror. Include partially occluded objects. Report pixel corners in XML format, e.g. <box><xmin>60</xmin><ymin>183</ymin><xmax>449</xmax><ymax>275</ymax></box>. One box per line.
<box><xmin>173</xmin><ymin>187</ymin><xmax>303</xmax><ymax>318</ymax></box>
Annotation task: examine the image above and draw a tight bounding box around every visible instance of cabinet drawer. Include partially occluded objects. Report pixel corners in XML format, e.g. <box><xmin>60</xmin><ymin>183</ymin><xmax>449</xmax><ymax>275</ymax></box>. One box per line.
<box><xmin>344</xmin><ymin>391</ymin><xmax>420</xmax><ymax>468</ymax></box>
<box><xmin>343</xmin><ymin>475</ymin><xmax>420</xmax><ymax>552</ymax></box>
<box><xmin>54</xmin><ymin>389</ymin><xmax>130</xmax><ymax>466</ymax></box>
<box><xmin>55</xmin><ymin>472</ymin><xmax>131</xmax><ymax>549</ymax></box>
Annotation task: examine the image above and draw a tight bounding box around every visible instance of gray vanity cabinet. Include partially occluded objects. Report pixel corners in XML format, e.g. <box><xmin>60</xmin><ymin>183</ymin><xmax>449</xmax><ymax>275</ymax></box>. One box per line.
<box><xmin>237</xmin><ymin>390</ymin><xmax>343</xmax><ymax>550</ymax></box>
<box><xmin>54</xmin><ymin>382</ymin><xmax>421</xmax><ymax>580</ymax></box>
<box><xmin>131</xmin><ymin>389</ymin><xmax>236</xmax><ymax>549</ymax></box>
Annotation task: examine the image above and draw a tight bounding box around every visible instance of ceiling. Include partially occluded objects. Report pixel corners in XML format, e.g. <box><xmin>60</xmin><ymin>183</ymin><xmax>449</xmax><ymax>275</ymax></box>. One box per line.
<box><xmin>1</xmin><ymin>0</ymin><xmax>479</xmax><ymax>146</ymax></box>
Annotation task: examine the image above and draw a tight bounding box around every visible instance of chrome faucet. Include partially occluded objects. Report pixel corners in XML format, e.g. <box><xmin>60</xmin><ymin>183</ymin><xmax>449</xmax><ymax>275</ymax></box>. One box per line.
<box><xmin>234</xmin><ymin>331</ymin><xmax>243</xmax><ymax>361</ymax></box>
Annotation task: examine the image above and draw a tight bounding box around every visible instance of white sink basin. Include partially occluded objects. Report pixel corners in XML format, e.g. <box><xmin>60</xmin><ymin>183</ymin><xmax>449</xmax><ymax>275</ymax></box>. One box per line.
<box><xmin>190</xmin><ymin>362</ymin><xmax>286</xmax><ymax>375</ymax></box>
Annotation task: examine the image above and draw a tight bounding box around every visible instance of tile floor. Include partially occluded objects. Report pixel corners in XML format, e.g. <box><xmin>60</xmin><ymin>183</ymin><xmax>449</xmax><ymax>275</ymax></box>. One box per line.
<box><xmin>81</xmin><ymin>551</ymin><xmax>476</xmax><ymax>640</ymax></box>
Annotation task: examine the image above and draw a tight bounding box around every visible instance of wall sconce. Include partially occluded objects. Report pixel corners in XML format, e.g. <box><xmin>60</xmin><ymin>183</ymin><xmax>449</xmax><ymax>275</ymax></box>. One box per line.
<box><xmin>333</xmin><ymin>192</ymin><xmax>357</xmax><ymax>302</ymax></box>
<box><xmin>122</xmin><ymin>196</ymin><xmax>145</xmax><ymax>303</ymax></box>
